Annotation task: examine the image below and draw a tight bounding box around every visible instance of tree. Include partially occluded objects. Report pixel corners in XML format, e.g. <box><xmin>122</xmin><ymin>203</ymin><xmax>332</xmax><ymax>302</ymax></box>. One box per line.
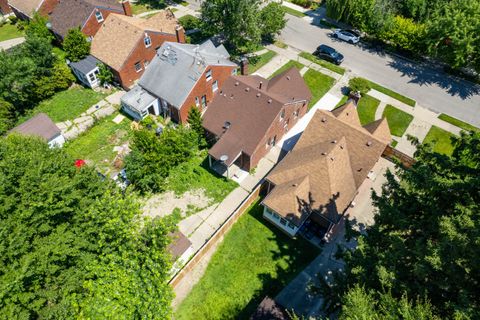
<box><xmin>63</xmin><ymin>28</ymin><xmax>91</xmax><ymax>62</ymax></box>
<box><xmin>97</xmin><ymin>63</ymin><xmax>114</xmax><ymax>86</ymax></box>
<box><xmin>0</xmin><ymin>135</ymin><xmax>174</xmax><ymax>318</ymax></box>
<box><xmin>335</xmin><ymin>132</ymin><xmax>480</xmax><ymax>319</ymax></box>
<box><xmin>25</xmin><ymin>12</ymin><xmax>54</xmax><ymax>42</ymax></box>
<box><xmin>0</xmin><ymin>99</ymin><xmax>16</xmax><ymax>135</ymax></box>
<box><xmin>0</xmin><ymin>50</ymin><xmax>37</xmax><ymax>107</ymax></box>
<box><xmin>200</xmin><ymin>0</ymin><xmax>262</xmax><ymax>53</ymax></box>
<box><xmin>34</xmin><ymin>61</ymin><xmax>75</xmax><ymax>100</ymax></box>
<box><xmin>20</xmin><ymin>35</ymin><xmax>56</xmax><ymax>76</ymax></box>
<box><xmin>187</xmin><ymin>106</ymin><xmax>206</xmax><ymax>147</ymax></box>
<box><xmin>378</xmin><ymin>15</ymin><xmax>426</xmax><ymax>52</ymax></box>
<box><xmin>259</xmin><ymin>3</ymin><xmax>286</xmax><ymax>42</ymax></box>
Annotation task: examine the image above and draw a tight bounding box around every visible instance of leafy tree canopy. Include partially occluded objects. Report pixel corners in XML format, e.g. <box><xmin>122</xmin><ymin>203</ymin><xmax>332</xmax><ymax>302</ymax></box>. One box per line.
<box><xmin>63</xmin><ymin>28</ymin><xmax>91</xmax><ymax>62</ymax></box>
<box><xmin>0</xmin><ymin>135</ymin><xmax>174</xmax><ymax>319</ymax></box>
<box><xmin>25</xmin><ymin>13</ymin><xmax>54</xmax><ymax>42</ymax></box>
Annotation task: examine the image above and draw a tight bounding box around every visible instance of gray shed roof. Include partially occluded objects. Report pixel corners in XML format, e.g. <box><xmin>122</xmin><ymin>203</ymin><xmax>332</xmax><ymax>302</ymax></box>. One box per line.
<box><xmin>69</xmin><ymin>55</ymin><xmax>100</xmax><ymax>74</ymax></box>
<box><xmin>138</xmin><ymin>40</ymin><xmax>236</xmax><ymax>109</ymax></box>
<box><xmin>11</xmin><ymin>113</ymin><xmax>61</xmax><ymax>141</ymax></box>
<box><xmin>121</xmin><ymin>86</ymin><xmax>157</xmax><ymax>112</ymax></box>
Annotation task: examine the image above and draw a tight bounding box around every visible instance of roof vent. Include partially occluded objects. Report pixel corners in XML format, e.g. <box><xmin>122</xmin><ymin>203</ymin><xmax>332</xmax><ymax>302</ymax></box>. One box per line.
<box><xmin>331</xmin><ymin>140</ymin><xmax>337</xmax><ymax>144</ymax></box>
<box><xmin>256</xmin><ymin>93</ymin><xmax>261</xmax><ymax>97</ymax></box>
<box><xmin>219</xmin><ymin>90</ymin><xmax>223</xmax><ymax>94</ymax></box>
<box><xmin>366</xmin><ymin>141</ymin><xmax>372</xmax><ymax>146</ymax></box>
<box><xmin>259</xmin><ymin>81</ymin><xmax>263</xmax><ymax>90</ymax></box>
<box><xmin>230</xmin><ymin>94</ymin><xmax>234</xmax><ymax>99</ymax></box>
<box><xmin>223</xmin><ymin>121</ymin><xmax>231</xmax><ymax>129</ymax></box>
<box><xmin>235</xmin><ymin>81</ymin><xmax>239</xmax><ymax>86</ymax></box>
<box><xmin>330</xmin><ymin>157</ymin><xmax>335</xmax><ymax>161</ymax></box>
<box><xmin>245</xmin><ymin>87</ymin><xmax>250</xmax><ymax>92</ymax></box>
<box><xmin>321</xmin><ymin>117</ymin><xmax>326</xmax><ymax>122</ymax></box>
<box><xmin>321</xmin><ymin>152</ymin><xmax>327</xmax><ymax>155</ymax></box>
<box><xmin>268</xmin><ymin>99</ymin><xmax>272</xmax><ymax>104</ymax></box>
<box><xmin>286</xmin><ymin>76</ymin><xmax>291</xmax><ymax>80</ymax></box>
<box><xmin>292</xmin><ymin>183</ymin><xmax>298</xmax><ymax>187</ymax></box>
<box><xmin>340</xmin><ymin>145</ymin><xmax>344</xmax><ymax>149</ymax></box>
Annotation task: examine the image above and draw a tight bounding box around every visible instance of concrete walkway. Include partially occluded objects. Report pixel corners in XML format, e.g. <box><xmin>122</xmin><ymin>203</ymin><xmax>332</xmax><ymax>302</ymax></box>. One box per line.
<box><xmin>253</xmin><ymin>54</ymin><xmax>290</xmax><ymax>78</ymax></box>
<box><xmin>0</xmin><ymin>37</ymin><xmax>25</xmax><ymax>50</ymax></box>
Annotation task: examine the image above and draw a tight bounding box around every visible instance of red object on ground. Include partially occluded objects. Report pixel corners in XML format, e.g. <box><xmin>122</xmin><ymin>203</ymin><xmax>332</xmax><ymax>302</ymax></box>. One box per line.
<box><xmin>74</xmin><ymin>159</ymin><xmax>86</xmax><ymax>168</ymax></box>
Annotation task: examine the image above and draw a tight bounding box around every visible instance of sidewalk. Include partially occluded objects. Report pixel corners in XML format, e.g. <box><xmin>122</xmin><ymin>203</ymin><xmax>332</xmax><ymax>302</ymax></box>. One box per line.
<box><xmin>0</xmin><ymin>37</ymin><xmax>24</xmax><ymax>50</ymax></box>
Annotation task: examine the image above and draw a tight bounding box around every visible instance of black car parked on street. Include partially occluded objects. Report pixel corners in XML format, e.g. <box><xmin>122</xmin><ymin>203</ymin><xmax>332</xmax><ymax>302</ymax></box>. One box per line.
<box><xmin>313</xmin><ymin>44</ymin><xmax>344</xmax><ymax>65</ymax></box>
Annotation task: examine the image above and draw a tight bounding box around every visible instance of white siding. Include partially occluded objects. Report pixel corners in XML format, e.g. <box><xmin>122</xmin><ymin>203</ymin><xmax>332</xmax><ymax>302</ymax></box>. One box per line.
<box><xmin>48</xmin><ymin>134</ymin><xmax>65</xmax><ymax>148</ymax></box>
<box><xmin>262</xmin><ymin>206</ymin><xmax>299</xmax><ymax>237</ymax></box>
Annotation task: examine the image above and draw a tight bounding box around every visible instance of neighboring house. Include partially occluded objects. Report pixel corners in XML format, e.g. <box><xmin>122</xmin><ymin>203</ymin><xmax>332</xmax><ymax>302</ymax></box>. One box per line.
<box><xmin>0</xmin><ymin>0</ymin><xmax>12</xmax><ymax>15</ymax></box>
<box><xmin>49</xmin><ymin>0</ymin><xmax>132</xmax><ymax>40</ymax></box>
<box><xmin>90</xmin><ymin>11</ymin><xmax>185</xmax><ymax>89</ymax></box>
<box><xmin>9</xmin><ymin>0</ymin><xmax>58</xmax><ymax>19</ymax></box>
<box><xmin>261</xmin><ymin>101</ymin><xmax>391</xmax><ymax>237</ymax></box>
<box><xmin>121</xmin><ymin>40</ymin><xmax>237</xmax><ymax>123</ymax></box>
<box><xmin>167</xmin><ymin>231</ymin><xmax>194</xmax><ymax>277</ymax></box>
<box><xmin>202</xmin><ymin>67</ymin><xmax>312</xmax><ymax>174</ymax></box>
<box><xmin>69</xmin><ymin>54</ymin><xmax>101</xmax><ymax>88</ymax></box>
<box><xmin>10</xmin><ymin>113</ymin><xmax>66</xmax><ymax>148</ymax></box>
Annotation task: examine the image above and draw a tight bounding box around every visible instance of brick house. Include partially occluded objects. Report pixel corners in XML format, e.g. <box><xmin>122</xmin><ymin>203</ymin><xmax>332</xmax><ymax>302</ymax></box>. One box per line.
<box><xmin>0</xmin><ymin>0</ymin><xmax>12</xmax><ymax>15</ymax></box>
<box><xmin>121</xmin><ymin>40</ymin><xmax>237</xmax><ymax>123</ymax></box>
<box><xmin>90</xmin><ymin>10</ymin><xmax>185</xmax><ymax>89</ymax></box>
<box><xmin>8</xmin><ymin>0</ymin><xmax>59</xmax><ymax>19</ymax></box>
<box><xmin>49</xmin><ymin>0</ymin><xmax>132</xmax><ymax>40</ymax></box>
<box><xmin>202</xmin><ymin>67</ymin><xmax>312</xmax><ymax>174</ymax></box>
<box><xmin>261</xmin><ymin>102</ymin><xmax>391</xmax><ymax>237</ymax></box>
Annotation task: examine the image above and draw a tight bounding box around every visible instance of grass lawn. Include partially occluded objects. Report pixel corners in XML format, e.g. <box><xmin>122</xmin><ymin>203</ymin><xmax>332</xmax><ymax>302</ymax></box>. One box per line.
<box><xmin>391</xmin><ymin>139</ymin><xmax>398</xmax><ymax>148</ymax></box>
<box><xmin>131</xmin><ymin>3</ymin><xmax>151</xmax><ymax>15</ymax></box>
<box><xmin>269</xmin><ymin>60</ymin><xmax>304</xmax><ymax>79</ymax></box>
<box><xmin>357</xmin><ymin>94</ymin><xmax>380</xmax><ymax>125</ymax></box>
<box><xmin>167</xmin><ymin>151</ymin><xmax>238</xmax><ymax>203</ymax></box>
<box><xmin>64</xmin><ymin>113</ymin><xmax>132</xmax><ymax>174</ymax></box>
<box><xmin>303</xmin><ymin>69</ymin><xmax>335</xmax><ymax>107</ymax></box>
<box><xmin>18</xmin><ymin>87</ymin><xmax>108</xmax><ymax>124</ymax></box>
<box><xmin>0</xmin><ymin>23</ymin><xmax>24</xmax><ymax>42</ymax></box>
<box><xmin>283</xmin><ymin>6</ymin><xmax>306</xmax><ymax>17</ymax></box>
<box><xmin>438</xmin><ymin>114</ymin><xmax>479</xmax><ymax>132</ymax></box>
<box><xmin>299</xmin><ymin>52</ymin><xmax>346</xmax><ymax>75</ymax></box>
<box><xmin>382</xmin><ymin>104</ymin><xmax>414</xmax><ymax>137</ymax></box>
<box><xmin>423</xmin><ymin>126</ymin><xmax>455</xmax><ymax>155</ymax></box>
<box><xmin>274</xmin><ymin>40</ymin><xmax>288</xmax><ymax>49</ymax></box>
<box><xmin>175</xmin><ymin>200</ymin><xmax>320</xmax><ymax>320</ymax></box>
<box><xmin>334</xmin><ymin>95</ymin><xmax>349</xmax><ymax>109</ymax></box>
<box><xmin>248</xmin><ymin>50</ymin><xmax>277</xmax><ymax>74</ymax></box>
<box><xmin>367</xmin><ymin>80</ymin><xmax>416</xmax><ymax>107</ymax></box>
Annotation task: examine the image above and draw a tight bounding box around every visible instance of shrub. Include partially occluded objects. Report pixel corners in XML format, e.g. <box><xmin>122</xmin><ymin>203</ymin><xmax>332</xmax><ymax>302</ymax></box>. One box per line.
<box><xmin>348</xmin><ymin>77</ymin><xmax>371</xmax><ymax>96</ymax></box>
<box><xmin>178</xmin><ymin>15</ymin><xmax>200</xmax><ymax>30</ymax></box>
<box><xmin>9</xmin><ymin>16</ymin><xmax>18</xmax><ymax>25</ymax></box>
<box><xmin>291</xmin><ymin>0</ymin><xmax>312</xmax><ymax>8</ymax></box>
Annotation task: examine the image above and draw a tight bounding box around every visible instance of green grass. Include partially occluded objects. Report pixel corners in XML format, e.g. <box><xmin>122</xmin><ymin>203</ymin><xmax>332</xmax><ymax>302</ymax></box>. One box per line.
<box><xmin>423</xmin><ymin>126</ymin><xmax>455</xmax><ymax>155</ymax></box>
<box><xmin>131</xmin><ymin>3</ymin><xmax>152</xmax><ymax>15</ymax></box>
<box><xmin>391</xmin><ymin>139</ymin><xmax>398</xmax><ymax>148</ymax></box>
<box><xmin>357</xmin><ymin>94</ymin><xmax>380</xmax><ymax>125</ymax></box>
<box><xmin>438</xmin><ymin>114</ymin><xmax>479</xmax><ymax>132</ymax></box>
<box><xmin>0</xmin><ymin>23</ymin><xmax>24</xmax><ymax>42</ymax></box>
<box><xmin>269</xmin><ymin>60</ymin><xmax>304</xmax><ymax>79</ymax></box>
<box><xmin>366</xmin><ymin>80</ymin><xmax>416</xmax><ymax>107</ymax></box>
<box><xmin>248</xmin><ymin>50</ymin><xmax>277</xmax><ymax>73</ymax></box>
<box><xmin>303</xmin><ymin>69</ymin><xmax>335</xmax><ymax>107</ymax></box>
<box><xmin>52</xmin><ymin>46</ymin><xmax>67</xmax><ymax>61</ymax></box>
<box><xmin>176</xmin><ymin>200</ymin><xmax>320</xmax><ymax>320</ymax></box>
<box><xmin>283</xmin><ymin>6</ymin><xmax>306</xmax><ymax>17</ymax></box>
<box><xmin>167</xmin><ymin>151</ymin><xmax>238</xmax><ymax>203</ymax></box>
<box><xmin>64</xmin><ymin>113</ymin><xmax>132</xmax><ymax>174</ymax></box>
<box><xmin>334</xmin><ymin>95</ymin><xmax>349</xmax><ymax>109</ymax></box>
<box><xmin>19</xmin><ymin>87</ymin><xmax>108</xmax><ymax>124</ymax></box>
<box><xmin>274</xmin><ymin>40</ymin><xmax>288</xmax><ymax>49</ymax></box>
<box><xmin>299</xmin><ymin>52</ymin><xmax>345</xmax><ymax>75</ymax></box>
<box><xmin>382</xmin><ymin>104</ymin><xmax>414</xmax><ymax>137</ymax></box>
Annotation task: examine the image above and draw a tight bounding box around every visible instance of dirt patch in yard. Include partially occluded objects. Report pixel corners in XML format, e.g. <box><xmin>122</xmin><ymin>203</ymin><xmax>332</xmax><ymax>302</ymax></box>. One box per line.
<box><xmin>142</xmin><ymin>189</ymin><xmax>211</xmax><ymax>218</ymax></box>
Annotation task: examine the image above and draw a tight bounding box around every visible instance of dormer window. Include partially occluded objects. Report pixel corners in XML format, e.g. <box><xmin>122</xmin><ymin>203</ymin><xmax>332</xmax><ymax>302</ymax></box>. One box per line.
<box><xmin>205</xmin><ymin>69</ymin><xmax>212</xmax><ymax>81</ymax></box>
<box><xmin>95</xmin><ymin>11</ymin><xmax>104</xmax><ymax>23</ymax></box>
<box><xmin>144</xmin><ymin>34</ymin><xmax>151</xmax><ymax>48</ymax></box>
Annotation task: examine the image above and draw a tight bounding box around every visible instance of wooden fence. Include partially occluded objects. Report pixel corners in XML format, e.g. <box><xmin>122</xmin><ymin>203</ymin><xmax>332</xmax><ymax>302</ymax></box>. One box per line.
<box><xmin>382</xmin><ymin>145</ymin><xmax>416</xmax><ymax>168</ymax></box>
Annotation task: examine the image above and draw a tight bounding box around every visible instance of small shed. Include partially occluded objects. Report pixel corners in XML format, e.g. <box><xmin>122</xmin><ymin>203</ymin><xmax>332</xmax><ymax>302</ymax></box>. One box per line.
<box><xmin>11</xmin><ymin>113</ymin><xmax>65</xmax><ymax>148</ymax></box>
<box><xmin>69</xmin><ymin>55</ymin><xmax>101</xmax><ymax>88</ymax></box>
<box><xmin>167</xmin><ymin>231</ymin><xmax>194</xmax><ymax>277</ymax></box>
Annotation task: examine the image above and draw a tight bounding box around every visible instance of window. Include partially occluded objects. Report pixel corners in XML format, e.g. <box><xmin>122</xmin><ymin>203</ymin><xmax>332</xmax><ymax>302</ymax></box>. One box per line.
<box><xmin>231</xmin><ymin>68</ymin><xmax>237</xmax><ymax>75</ymax></box>
<box><xmin>88</xmin><ymin>72</ymin><xmax>96</xmax><ymax>82</ymax></box>
<box><xmin>288</xmin><ymin>222</ymin><xmax>296</xmax><ymax>229</ymax></box>
<box><xmin>195</xmin><ymin>97</ymin><xmax>200</xmax><ymax>106</ymax></box>
<box><xmin>294</xmin><ymin>110</ymin><xmax>299</xmax><ymax>118</ymax></box>
<box><xmin>201</xmin><ymin>95</ymin><xmax>207</xmax><ymax>108</ymax></box>
<box><xmin>280</xmin><ymin>109</ymin><xmax>285</xmax><ymax>120</ymax></box>
<box><xmin>134</xmin><ymin>62</ymin><xmax>142</xmax><ymax>72</ymax></box>
<box><xmin>280</xmin><ymin>218</ymin><xmax>287</xmax><ymax>226</ymax></box>
<box><xmin>144</xmin><ymin>35</ymin><xmax>151</xmax><ymax>48</ymax></box>
<box><xmin>95</xmin><ymin>11</ymin><xmax>103</xmax><ymax>22</ymax></box>
<box><xmin>212</xmin><ymin>80</ymin><xmax>218</xmax><ymax>92</ymax></box>
<box><xmin>205</xmin><ymin>69</ymin><xmax>212</xmax><ymax>81</ymax></box>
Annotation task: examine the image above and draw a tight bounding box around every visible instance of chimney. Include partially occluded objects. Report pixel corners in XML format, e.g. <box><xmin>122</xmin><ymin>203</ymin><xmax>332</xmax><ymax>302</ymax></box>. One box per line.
<box><xmin>240</xmin><ymin>57</ymin><xmax>248</xmax><ymax>75</ymax></box>
<box><xmin>348</xmin><ymin>90</ymin><xmax>361</xmax><ymax>105</ymax></box>
<box><xmin>259</xmin><ymin>81</ymin><xmax>263</xmax><ymax>90</ymax></box>
<box><xmin>175</xmin><ymin>26</ymin><xmax>186</xmax><ymax>43</ymax></box>
<box><xmin>122</xmin><ymin>0</ymin><xmax>132</xmax><ymax>16</ymax></box>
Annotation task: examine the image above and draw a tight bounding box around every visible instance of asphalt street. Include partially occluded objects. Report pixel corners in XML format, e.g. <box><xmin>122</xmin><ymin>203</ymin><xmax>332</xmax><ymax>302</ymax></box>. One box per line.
<box><xmin>280</xmin><ymin>14</ymin><xmax>480</xmax><ymax>127</ymax></box>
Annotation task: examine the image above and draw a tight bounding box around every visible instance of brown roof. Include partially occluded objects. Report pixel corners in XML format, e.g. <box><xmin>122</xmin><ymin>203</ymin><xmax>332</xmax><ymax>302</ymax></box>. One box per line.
<box><xmin>167</xmin><ymin>231</ymin><xmax>192</xmax><ymax>261</ymax></box>
<box><xmin>9</xmin><ymin>0</ymin><xmax>43</xmax><ymax>16</ymax></box>
<box><xmin>203</xmin><ymin>68</ymin><xmax>312</xmax><ymax>166</ymax></box>
<box><xmin>262</xmin><ymin>102</ymin><xmax>391</xmax><ymax>226</ymax></box>
<box><xmin>49</xmin><ymin>0</ymin><xmax>124</xmax><ymax>38</ymax></box>
<box><xmin>11</xmin><ymin>113</ymin><xmax>61</xmax><ymax>141</ymax></box>
<box><xmin>250</xmin><ymin>297</ymin><xmax>289</xmax><ymax>320</ymax></box>
<box><xmin>91</xmin><ymin>11</ymin><xmax>179</xmax><ymax>70</ymax></box>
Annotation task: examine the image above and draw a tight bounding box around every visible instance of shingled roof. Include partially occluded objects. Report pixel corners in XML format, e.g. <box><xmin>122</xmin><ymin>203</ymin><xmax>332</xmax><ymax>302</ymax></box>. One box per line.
<box><xmin>262</xmin><ymin>101</ymin><xmax>391</xmax><ymax>227</ymax></box>
<box><xmin>49</xmin><ymin>0</ymin><xmax>124</xmax><ymax>38</ymax></box>
<box><xmin>11</xmin><ymin>113</ymin><xmax>62</xmax><ymax>142</ymax></box>
<box><xmin>9</xmin><ymin>0</ymin><xmax>44</xmax><ymax>17</ymax></box>
<box><xmin>203</xmin><ymin>67</ymin><xmax>312</xmax><ymax>166</ymax></box>
<box><xmin>91</xmin><ymin>11</ymin><xmax>180</xmax><ymax>70</ymax></box>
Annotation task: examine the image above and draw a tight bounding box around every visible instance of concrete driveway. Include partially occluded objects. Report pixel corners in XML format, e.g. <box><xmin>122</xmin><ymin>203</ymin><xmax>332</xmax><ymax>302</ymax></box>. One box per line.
<box><xmin>280</xmin><ymin>14</ymin><xmax>480</xmax><ymax>127</ymax></box>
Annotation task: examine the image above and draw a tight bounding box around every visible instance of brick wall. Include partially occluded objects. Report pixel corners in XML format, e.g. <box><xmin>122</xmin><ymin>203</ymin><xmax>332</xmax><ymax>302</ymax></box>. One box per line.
<box><xmin>38</xmin><ymin>0</ymin><xmax>59</xmax><ymax>15</ymax></box>
<box><xmin>81</xmin><ymin>8</ymin><xmax>122</xmax><ymax>38</ymax></box>
<box><xmin>169</xmin><ymin>184</ymin><xmax>263</xmax><ymax>289</ymax></box>
<box><xmin>0</xmin><ymin>0</ymin><xmax>12</xmax><ymax>14</ymax></box>
<box><xmin>116</xmin><ymin>32</ymin><xmax>180</xmax><ymax>89</ymax></box>
<box><xmin>177</xmin><ymin>65</ymin><xmax>236</xmax><ymax>123</ymax></box>
<box><xmin>249</xmin><ymin>99</ymin><xmax>309</xmax><ymax>170</ymax></box>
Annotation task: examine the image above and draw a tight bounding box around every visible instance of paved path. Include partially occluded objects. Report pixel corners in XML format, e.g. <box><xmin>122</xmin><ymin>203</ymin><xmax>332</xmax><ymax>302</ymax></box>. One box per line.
<box><xmin>0</xmin><ymin>37</ymin><xmax>25</xmax><ymax>50</ymax></box>
<box><xmin>253</xmin><ymin>54</ymin><xmax>290</xmax><ymax>78</ymax></box>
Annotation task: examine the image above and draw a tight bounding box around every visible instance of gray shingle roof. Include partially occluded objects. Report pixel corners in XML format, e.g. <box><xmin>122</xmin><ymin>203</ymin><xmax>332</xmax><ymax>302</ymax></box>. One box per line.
<box><xmin>69</xmin><ymin>55</ymin><xmax>100</xmax><ymax>74</ymax></box>
<box><xmin>121</xmin><ymin>86</ymin><xmax>156</xmax><ymax>112</ymax></box>
<box><xmin>138</xmin><ymin>40</ymin><xmax>236</xmax><ymax>109</ymax></box>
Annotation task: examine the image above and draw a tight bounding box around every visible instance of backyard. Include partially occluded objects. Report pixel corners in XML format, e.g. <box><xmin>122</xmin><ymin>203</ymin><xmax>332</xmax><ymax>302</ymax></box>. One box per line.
<box><xmin>175</xmin><ymin>200</ymin><xmax>320</xmax><ymax>320</ymax></box>
<box><xmin>382</xmin><ymin>104</ymin><xmax>413</xmax><ymax>137</ymax></box>
<box><xmin>0</xmin><ymin>22</ymin><xmax>23</xmax><ymax>42</ymax></box>
<box><xmin>17</xmin><ymin>86</ymin><xmax>109</xmax><ymax>124</ymax></box>
<box><xmin>357</xmin><ymin>94</ymin><xmax>380</xmax><ymax>125</ymax></box>
<box><xmin>423</xmin><ymin>126</ymin><xmax>455</xmax><ymax>155</ymax></box>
